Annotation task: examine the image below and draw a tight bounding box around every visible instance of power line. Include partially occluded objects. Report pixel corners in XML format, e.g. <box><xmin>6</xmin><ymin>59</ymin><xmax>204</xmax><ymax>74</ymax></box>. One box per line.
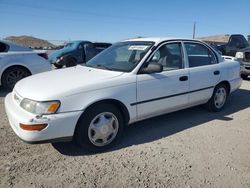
<box><xmin>0</xmin><ymin>1</ymin><xmax>195</xmax><ymax>24</ymax></box>
<box><xmin>0</xmin><ymin>9</ymin><xmax>194</xmax><ymax>29</ymax></box>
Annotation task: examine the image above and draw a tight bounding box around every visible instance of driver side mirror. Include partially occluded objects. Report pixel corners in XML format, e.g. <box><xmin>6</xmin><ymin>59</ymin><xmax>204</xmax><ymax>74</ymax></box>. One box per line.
<box><xmin>140</xmin><ymin>63</ymin><xmax>163</xmax><ymax>74</ymax></box>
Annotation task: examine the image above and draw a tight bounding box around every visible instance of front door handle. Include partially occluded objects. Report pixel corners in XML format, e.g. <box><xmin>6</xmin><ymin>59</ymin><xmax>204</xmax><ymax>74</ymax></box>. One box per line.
<box><xmin>179</xmin><ymin>76</ymin><xmax>188</xmax><ymax>81</ymax></box>
<box><xmin>214</xmin><ymin>70</ymin><xmax>220</xmax><ymax>75</ymax></box>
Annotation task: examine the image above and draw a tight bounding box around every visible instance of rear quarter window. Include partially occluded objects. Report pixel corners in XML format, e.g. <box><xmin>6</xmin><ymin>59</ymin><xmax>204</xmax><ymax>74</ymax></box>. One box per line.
<box><xmin>0</xmin><ymin>42</ymin><xmax>9</xmax><ymax>52</ymax></box>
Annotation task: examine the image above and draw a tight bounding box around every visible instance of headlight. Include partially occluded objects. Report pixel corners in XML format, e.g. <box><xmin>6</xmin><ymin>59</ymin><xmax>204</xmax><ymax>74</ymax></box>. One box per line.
<box><xmin>20</xmin><ymin>99</ymin><xmax>60</xmax><ymax>115</ymax></box>
<box><xmin>235</xmin><ymin>52</ymin><xmax>244</xmax><ymax>59</ymax></box>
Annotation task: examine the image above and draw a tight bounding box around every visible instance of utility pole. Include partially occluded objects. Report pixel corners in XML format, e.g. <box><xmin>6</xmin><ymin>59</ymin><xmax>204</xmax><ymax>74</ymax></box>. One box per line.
<box><xmin>193</xmin><ymin>21</ymin><xmax>196</xmax><ymax>39</ymax></box>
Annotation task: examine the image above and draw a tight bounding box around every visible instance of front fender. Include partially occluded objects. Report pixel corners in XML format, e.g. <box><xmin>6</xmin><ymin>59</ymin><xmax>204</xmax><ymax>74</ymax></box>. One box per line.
<box><xmin>58</xmin><ymin>82</ymin><xmax>137</xmax><ymax>124</ymax></box>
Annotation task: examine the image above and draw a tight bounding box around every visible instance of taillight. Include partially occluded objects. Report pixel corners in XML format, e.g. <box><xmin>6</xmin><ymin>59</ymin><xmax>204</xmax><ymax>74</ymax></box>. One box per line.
<box><xmin>38</xmin><ymin>53</ymin><xmax>48</xmax><ymax>60</ymax></box>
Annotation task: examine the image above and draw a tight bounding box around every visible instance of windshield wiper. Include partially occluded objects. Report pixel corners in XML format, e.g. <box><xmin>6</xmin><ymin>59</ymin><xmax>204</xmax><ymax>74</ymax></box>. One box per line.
<box><xmin>95</xmin><ymin>64</ymin><xmax>112</xmax><ymax>70</ymax></box>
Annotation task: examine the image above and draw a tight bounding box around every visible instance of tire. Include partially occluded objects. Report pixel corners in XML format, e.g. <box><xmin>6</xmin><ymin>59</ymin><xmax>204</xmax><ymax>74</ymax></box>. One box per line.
<box><xmin>241</xmin><ymin>74</ymin><xmax>248</xmax><ymax>80</ymax></box>
<box><xmin>65</xmin><ymin>57</ymin><xmax>77</xmax><ymax>67</ymax></box>
<box><xmin>206</xmin><ymin>83</ymin><xmax>228</xmax><ymax>112</ymax></box>
<box><xmin>1</xmin><ymin>67</ymin><xmax>30</xmax><ymax>90</ymax></box>
<box><xmin>74</xmin><ymin>103</ymin><xmax>124</xmax><ymax>152</ymax></box>
<box><xmin>54</xmin><ymin>63</ymin><xmax>63</xmax><ymax>69</ymax></box>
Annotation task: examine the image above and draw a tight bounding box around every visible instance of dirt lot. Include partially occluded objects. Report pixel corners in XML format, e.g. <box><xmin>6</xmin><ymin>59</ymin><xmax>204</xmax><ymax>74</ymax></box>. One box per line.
<box><xmin>0</xmin><ymin>81</ymin><xmax>250</xmax><ymax>188</ymax></box>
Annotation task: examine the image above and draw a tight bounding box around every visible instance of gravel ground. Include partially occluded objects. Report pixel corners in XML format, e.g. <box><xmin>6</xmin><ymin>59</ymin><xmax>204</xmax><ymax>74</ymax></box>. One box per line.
<box><xmin>0</xmin><ymin>81</ymin><xmax>250</xmax><ymax>188</ymax></box>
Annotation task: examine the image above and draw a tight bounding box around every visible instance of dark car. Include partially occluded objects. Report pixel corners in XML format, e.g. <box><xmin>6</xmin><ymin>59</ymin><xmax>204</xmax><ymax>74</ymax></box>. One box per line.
<box><xmin>202</xmin><ymin>34</ymin><xmax>249</xmax><ymax>57</ymax></box>
<box><xmin>49</xmin><ymin>41</ymin><xmax>111</xmax><ymax>68</ymax></box>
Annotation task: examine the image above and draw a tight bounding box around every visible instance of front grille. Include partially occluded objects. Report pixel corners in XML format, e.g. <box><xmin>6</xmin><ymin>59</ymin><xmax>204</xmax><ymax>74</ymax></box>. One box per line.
<box><xmin>244</xmin><ymin>52</ymin><xmax>250</xmax><ymax>62</ymax></box>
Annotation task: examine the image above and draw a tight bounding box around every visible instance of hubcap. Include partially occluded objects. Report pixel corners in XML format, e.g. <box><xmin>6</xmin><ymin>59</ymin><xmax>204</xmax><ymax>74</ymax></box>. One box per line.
<box><xmin>88</xmin><ymin>112</ymin><xmax>119</xmax><ymax>147</ymax></box>
<box><xmin>6</xmin><ymin>70</ymin><xmax>26</xmax><ymax>88</ymax></box>
<box><xmin>214</xmin><ymin>87</ymin><xmax>227</xmax><ymax>109</ymax></box>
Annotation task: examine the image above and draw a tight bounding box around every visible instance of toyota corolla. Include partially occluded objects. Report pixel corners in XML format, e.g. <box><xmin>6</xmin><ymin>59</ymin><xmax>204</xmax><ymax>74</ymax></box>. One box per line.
<box><xmin>5</xmin><ymin>38</ymin><xmax>242</xmax><ymax>152</ymax></box>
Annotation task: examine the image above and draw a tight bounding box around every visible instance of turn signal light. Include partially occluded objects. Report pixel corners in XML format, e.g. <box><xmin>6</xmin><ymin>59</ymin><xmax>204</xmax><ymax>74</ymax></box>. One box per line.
<box><xmin>20</xmin><ymin>123</ymin><xmax>48</xmax><ymax>131</ymax></box>
<box><xmin>47</xmin><ymin>103</ymin><xmax>60</xmax><ymax>113</ymax></box>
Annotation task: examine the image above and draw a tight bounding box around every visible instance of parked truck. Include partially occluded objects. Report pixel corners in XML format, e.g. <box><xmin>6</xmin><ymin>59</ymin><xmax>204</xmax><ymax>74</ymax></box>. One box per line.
<box><xmin>203</xmin><ymin>34</ymin><xmax>249</xmax><ymax>57</ymax></box>
<box><xmin>49</xmin><ymin>41</ymin><xmax>111</xmax><ymax>68</ymax></box>
<box><xmin>202</xmin><ymin>34</ymin><xmax>250</xmax><ymax>79</ymax></box>
<box><xmin>235</xmin><ymin>46</ymin><xmax>250</xmax><ymax>79</ymax></box>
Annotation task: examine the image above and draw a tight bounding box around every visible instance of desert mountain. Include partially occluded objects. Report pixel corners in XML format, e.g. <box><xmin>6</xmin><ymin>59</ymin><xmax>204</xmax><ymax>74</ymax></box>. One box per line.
<box><xmin>5</xmin><ymin>35</ymin><xmax>55</xmax><ymax>48</ymax></box>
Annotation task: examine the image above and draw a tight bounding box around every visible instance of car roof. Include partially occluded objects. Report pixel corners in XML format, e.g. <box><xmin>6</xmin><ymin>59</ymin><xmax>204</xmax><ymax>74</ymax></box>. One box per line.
<box><xmin>67</xmin><ymin>41</ymin><xmax>112</xmax><ymax>46</ymax></box>
<box><xmin>67</xmin><ymin>40</ymin><xmax>91</xmax><ymax>44</ymax></box>
<box><xmin>0</xmin><ymin>40</ymin><xmax>32</xmax><ymax>51</ymax></box>
<box><xmin>124</xmin><ymin>37</ymin><xmax>204</xmax><ymax>45</ymax></box>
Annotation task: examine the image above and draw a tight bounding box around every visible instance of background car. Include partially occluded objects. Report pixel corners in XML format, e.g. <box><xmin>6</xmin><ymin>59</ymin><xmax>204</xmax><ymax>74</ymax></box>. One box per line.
<box><xmin>235</xmin><ymin>47</ymin><xmax>250</xmax><ymax>79</ymax></box>
<box><xmin>203</xmin><ymin>34</ymin><xmax>249</xmax><ymax>56</ymax></box>
<box><xmin>0</xmin><ymin>40</ymin><xmax>51</xmax><ymax>90</ymax></box>
<box><xmin>48</xmin><ymin>40</ymin><xmax>111</xmax><ymax>68</ymax></box>
<box><xmin>201</xmin><ymin>34</ymin><xmax>250</xmax><ymax>79</ymax></box>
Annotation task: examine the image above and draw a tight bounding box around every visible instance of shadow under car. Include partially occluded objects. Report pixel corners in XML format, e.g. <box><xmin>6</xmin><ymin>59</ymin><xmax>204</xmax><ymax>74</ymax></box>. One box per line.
<box><xmin>52</xmin><ymin>88</ymin><xmax>250</xmax><ymax>156</ymax></box>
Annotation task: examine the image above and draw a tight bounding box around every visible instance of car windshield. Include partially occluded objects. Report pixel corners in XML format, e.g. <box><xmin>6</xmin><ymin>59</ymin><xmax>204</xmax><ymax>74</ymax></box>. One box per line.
<box><xmin>64</xmin><ymin>42</ymin><xmax>78</xmax><ymax>49</ymax></box>
<box><xmin>86</xmin><ymin>41</ymin><xmax>154</xmax><ymax>72</ymax></box>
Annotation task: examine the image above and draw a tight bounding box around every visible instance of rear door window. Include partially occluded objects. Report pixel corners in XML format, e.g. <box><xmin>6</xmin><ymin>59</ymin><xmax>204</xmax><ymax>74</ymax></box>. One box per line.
<box><xmin>184</xmin><ymin>42</ymin><xmax>217</xmax><ymax>67</ymax></box>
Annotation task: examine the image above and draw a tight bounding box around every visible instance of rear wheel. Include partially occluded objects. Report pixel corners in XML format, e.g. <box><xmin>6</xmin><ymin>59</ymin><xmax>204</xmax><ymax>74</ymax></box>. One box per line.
<box><xmin>74</xmin><ymin>103</ymin><xmax>124</xmax><ymax>152</ymax></box>
<box><xmin>2</xmin><ymin>67</ymin><xmax>30</xmax><ymax>90</ymax></box>
<box><xmin>206</xmin><ymin>84</ymin><xmax>228</xmax><ymax>112</ymax></box>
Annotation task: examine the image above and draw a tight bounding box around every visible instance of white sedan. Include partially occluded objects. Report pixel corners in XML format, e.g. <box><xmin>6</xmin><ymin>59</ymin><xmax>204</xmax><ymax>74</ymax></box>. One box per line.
<box><xmin>0</xmin><ymin>40</ymin><xmax>51</xmax><ymax>90</ymax></box>
<box><xmin>5</xmin><ymin>38</ymin><xmax>242</xmax><ymax>152</ymax></box>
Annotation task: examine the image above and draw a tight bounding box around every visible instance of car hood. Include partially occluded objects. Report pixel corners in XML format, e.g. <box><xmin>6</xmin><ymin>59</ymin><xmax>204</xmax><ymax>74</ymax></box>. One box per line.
<box><xmin>48</xmin><ymin>47</ymin><xmax>74</xmax><ymax>63</ymax></box>
<box><xmin>15</xmin><ymin>65</ymin><xmax>124</xmax><ymax>101</ymax></box>
<box><xmin>239</xmin><ymin>46</ymin><xmax>250</xmax><ymax>52</ymax></box>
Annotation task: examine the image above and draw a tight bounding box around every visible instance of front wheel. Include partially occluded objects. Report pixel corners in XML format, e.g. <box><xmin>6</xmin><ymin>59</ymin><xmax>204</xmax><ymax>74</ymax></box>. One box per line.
<box><xmin>53</xmin><ymin>63</ymin><xmax>63</xmax><ymax>69</ymax></box>
<box><xmin>74</xmin><ymin>103</ymin><xmax>124</xmax><ymax>152</ymax></box>
<box><xmin>206</xmin><ymin>84</ymin><xmax>228</xmax><ymax>112</ymax></box>
<box><xmin>65</xmin><ymin>57</ymin><xmax>77</xmax><ymax>67</ymax></box>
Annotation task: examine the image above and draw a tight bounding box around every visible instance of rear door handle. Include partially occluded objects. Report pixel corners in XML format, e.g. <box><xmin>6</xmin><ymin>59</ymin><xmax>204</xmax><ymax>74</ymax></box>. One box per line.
<box><xmin>179</xmin><ymin>76</ymin><xmax>188</xmax><ymax>81</ymax></box>
<box><xmin>214</xmin><ymin>70</ymin><xmax>220</xmax><ymax>75</ymax></box>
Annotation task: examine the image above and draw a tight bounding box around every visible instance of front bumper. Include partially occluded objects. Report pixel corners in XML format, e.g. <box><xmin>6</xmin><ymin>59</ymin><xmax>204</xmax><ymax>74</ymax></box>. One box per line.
<box><xmin>240</xmin><ymin>64</ymin><xmax>250</xmax><ymax>75</ymax></box>
<box><xmin>237</xmin><ymin>58</ymin><xmax>250</xmax><ymax>76</ymax></box>
<box><xmin>4</xmin><ymin>93</ymin><xmax>82</xmax><ymax>143</ymax></box>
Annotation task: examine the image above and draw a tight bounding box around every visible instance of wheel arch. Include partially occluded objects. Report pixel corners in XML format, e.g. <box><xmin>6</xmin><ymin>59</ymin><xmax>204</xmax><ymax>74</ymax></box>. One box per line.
<box><xmin>1</xmin><ymin>65</ymin><xmax>32</xmax><ymax>85</ymax></box>
<box><xmin>217</xmin><ymin>80</ymin><xmax>231</xmax><ymax>95</ymax></box>
<box><xmin>63</xmin><ymin>54</ymin><xmax>77</xmax><ymax>61</ymax></box>
<box><xmin>70</xmin><ymin>55</ymin><xmax>77</xmax><ymax>62</ymax></box>
<box><xmin>78</xmin><ymin>99</ymin><xmax>130</xmax><ymax>125</ymax></box>
<box><xmin>57</xmin><ymin>54</ymin><xmax>77</xmax><ymax>66</ymax></box>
